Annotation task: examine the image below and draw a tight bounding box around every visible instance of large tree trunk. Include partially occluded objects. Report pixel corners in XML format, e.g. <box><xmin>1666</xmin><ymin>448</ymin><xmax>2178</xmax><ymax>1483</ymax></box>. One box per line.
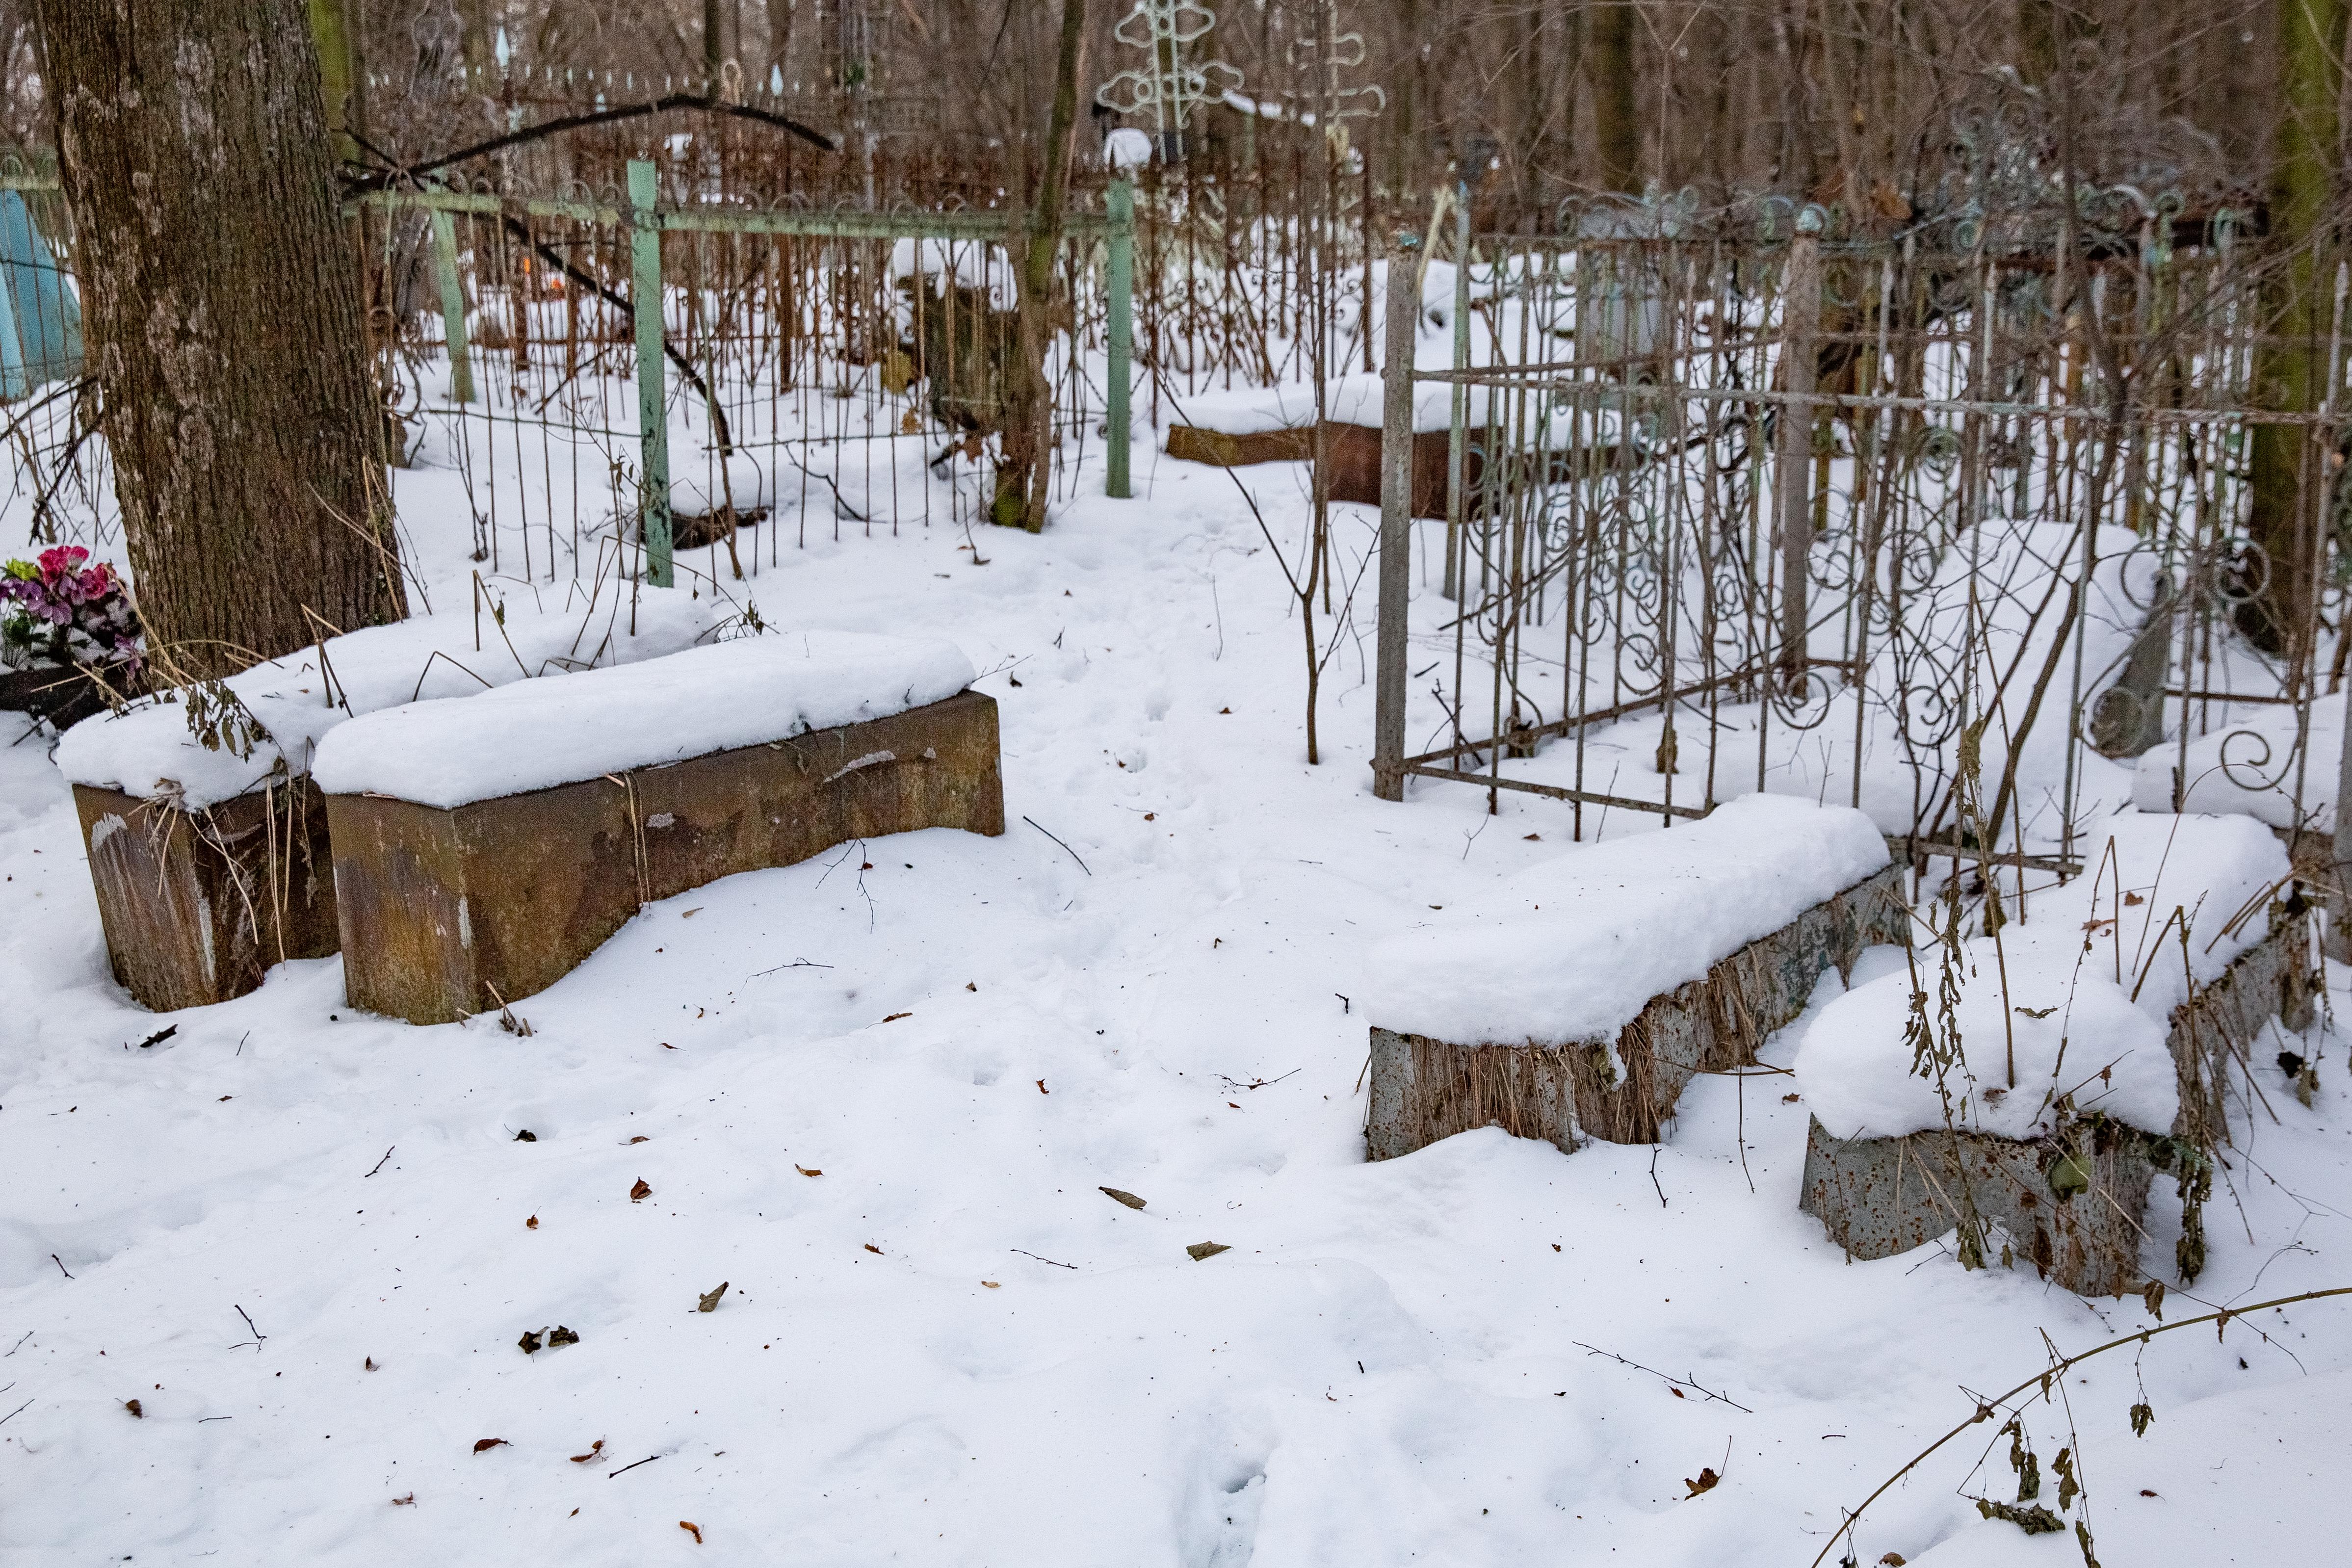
<box><xmin>1587</xmin><ymin>2</ymin><xmax>1640</xmax><ymax>194</ymax></box>
<box><xmin>2242</xmin><ymin>0</ymin><xmax>2346</xmax><ymax>655</ymax></box>
<box><xmin>992</xmin><ymin>0</ymin><xmax>1086</xmax><ymax>533</ymax></box>
<box><xmin>36</xmin><ymin>0</ymin><xmax>407</xmax><ymax>676</ymax></box>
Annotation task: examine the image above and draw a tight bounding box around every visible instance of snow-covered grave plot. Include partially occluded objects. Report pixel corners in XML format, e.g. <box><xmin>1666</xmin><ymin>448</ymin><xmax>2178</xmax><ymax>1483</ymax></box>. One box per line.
<box><xmin>1795</xmin><ymin>813</ymin><xmax>2316</xmax><ymax>1297</ymax></box>
<box><xmin>312</xmin><ymin>631</ymin><xmax>996</xmax><ymax>1025</ymax></box>
<box><xmin>49</xmin><ymin>587</ymin><xmax>717</xmax><ymax>1013</ymax></box>
<box><xmin>1362</xmin><ymin>795</ymin><xmax>1905</xmax><ymax>1154</ymax></box>
<box><xmin>2133</xmin><ymin>690</ymin><xmax>2342</xmax><ymax>843</ymax></box>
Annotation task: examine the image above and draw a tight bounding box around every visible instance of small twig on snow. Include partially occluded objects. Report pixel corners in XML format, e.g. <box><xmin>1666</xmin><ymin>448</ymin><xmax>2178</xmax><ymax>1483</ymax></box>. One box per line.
<box><xmin>365</xmin><ymin>1147</ymin><xmax>395</xmax><ymax>1178</ymax></box>
<box><xmin>1573</xmin><ymin>1342</ymin><xmax>1753</xmax><ymax>1412</ymax></box>
<box><xmin>1022</xmin><ymin>816</ymin><xmax>1092</xmax><ymax>876</ymax></box>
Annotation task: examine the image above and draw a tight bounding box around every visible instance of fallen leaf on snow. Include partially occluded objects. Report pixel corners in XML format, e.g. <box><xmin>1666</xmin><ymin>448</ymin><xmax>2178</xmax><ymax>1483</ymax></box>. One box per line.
<box><xmin>525</xmin><ymin>1215</ymin><xmax>539</xmax><ymax>1230</ymax></box>
<box><xmin>391</xmin><ymin>1493</ymin><xmax>415</xmax><ymax>1505</ymax></box>
<box><xmin>795</xmin><ymin>1165</ymin><xmax>822</xmax><ymax>1177</ymax></box>
<box><xmin>1186</xmin><ymin>1242</ymin><xmax>1230</xmax><ymax>1261</ymax></box>
<box><xmin>1036</xmin><ymin>1079</ymin><xmax>1049</xmax><ymax>1095</ymax></box>
<box><xmin>364</xmin><ymin>1357</ymin><xmax>378</xmax><ymax>1371</ymax></box>
<box><xmin>473</xmin><ymin>1438</ymin><xmax>509</xmax><ymax>1453</ymax></box>
<box><xmin>882</xmin><ymin>1012</ymin><xmax>912</xmax><ymax>1023</ymax></box>
<box><xmin>570</xmin><ymin>1439</ymin><xmax>605</xmax><ymax>1463</ymax></box>
<box><xmin>679</xmin><ymin>1521</ymin><xmax>704</xmax><ymax>1544</ymax></box>
<box><xmin>680</xmin><ymin>908</ymin><xmax>703</xmax><ymax>918</ymax></box>
<box><xmin>124</xmin><ymin>1399</ymin><xmax>143</xmax><ymax>1418</ymax></box>
<box><xmin>982</xmin><ymin>1281</ymin><xmax>1000</xmax><ymax>1288</ymax></box>
<box><xmin>513</xmin><ymin>1129</ymin><xmax>537</xmax><ymax>1142</ymax></box>
<box><xmin>548</xmin><ymin>1326</ymin><xmax>579</xmax><ymax>1347</ymax></box>
<box><xmin>1099</xmin><ymin>1187</ymin><xmax>1147</xmax><ymax>1210</ymax></box>
<box><xmin>863</xmin><ymin>1244</ymin><xmax>883</xmax><ymax>1255</ymax></box>
<box><xmin>698</xmin><ymin>1282</ymin><xmax>729</xmax><ymax>1312</ymax></box>
<box><xmin>517</xmin><ymin>1330</ymin><xmax>543</xmax><ymax>1354</ymax></box>
<box><xmin>1683</xmin><ymin>1467</ymin><xmax>1719</xmax><ymax>1497</ymax></box>
<box><xmin>627</xmin><ymin>1135</ymin><xmax>650</xmax><ymax>1144</ymax></box>
<box><xmin>629</xmin><ymin>1178</ymin><xmax>653</xmax><ymax>1202</ymax></box>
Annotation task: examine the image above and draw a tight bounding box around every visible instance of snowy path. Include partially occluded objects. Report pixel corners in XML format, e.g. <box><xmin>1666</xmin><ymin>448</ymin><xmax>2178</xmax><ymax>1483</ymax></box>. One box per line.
<box><xmin>2</xmin><ymin>451</ymin><xmax>2348</xmax><ymax>1565</ymax></box>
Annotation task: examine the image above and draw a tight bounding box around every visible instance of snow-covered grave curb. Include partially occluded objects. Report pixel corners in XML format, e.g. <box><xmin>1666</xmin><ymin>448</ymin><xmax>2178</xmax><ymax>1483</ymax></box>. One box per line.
<box><xmin>54</xmin><ymin>588</ymin><xmax>717</xmax><ymax>1012</ymax></box>
<box><xmin>312</xmin><ymin>630</ymin><xmax>999</xmax><ymax>1025</ymax></box>
<box><xmin>1795</xmin><ymin>813</ymin><xmax>2317</xmax><ymax>1298</ymax></box>
<box><xmin>1360</xmin><ymin>795</ymin><xmax>1906</xmax><ymax>1157</ymax></box>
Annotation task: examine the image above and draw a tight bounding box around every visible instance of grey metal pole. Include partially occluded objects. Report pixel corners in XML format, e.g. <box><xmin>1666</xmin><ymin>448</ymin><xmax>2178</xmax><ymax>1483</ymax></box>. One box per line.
<box><xmin>1776</xmin><ymin>219</ymin><xmax>1822</xmax><ymax>690</ymax></box>
<box><xmin>1373</xmin><ymin>235</ymin><xmax>1421</xmax><ymax>803</ymax></box>
<box><xmin>1105</xmin><ymin>178</ymin><xmax>1135</xmax><ymax>500</ymax></box>
<box><xmin>629</xmin><ymin>158</ymin><xmax>674</xmax><ymax>589</ymax></box>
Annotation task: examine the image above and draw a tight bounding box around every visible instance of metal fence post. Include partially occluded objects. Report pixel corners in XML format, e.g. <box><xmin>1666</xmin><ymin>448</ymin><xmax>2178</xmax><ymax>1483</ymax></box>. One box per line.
<box><xmin>1105</xmin><ymin>178</ymin><xmax>1135</xmax><ymax>500</ymax></box>
<box><xmin>1776</xmin><ymin>212</ymin><xmax>1824</xmax><ymax>690</ymax></box>
<box><xmin>628</xmin><ymin>158</ymin><xmax>673</xmax><ymax>588</ymax></box>
<box><xmin>1443</xmin><ymin>184</ymin><xmax>1470</xmax><ymax>600</ymax></box>
<box><xmin>1373</xmin><ymin>235</ymin><xmax>1420</xmax><ymax>803</ymax></box>
<box><xmin>428</xmin><ymin>207</ymin><xmax>473</xmax><ymax>405</ymax></box>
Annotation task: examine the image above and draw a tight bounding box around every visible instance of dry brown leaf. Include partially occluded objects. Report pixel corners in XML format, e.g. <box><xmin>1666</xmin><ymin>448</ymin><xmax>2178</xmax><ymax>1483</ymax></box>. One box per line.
<box><xmin>517</xmin><ymin>1329</ymin><xmax>543</xmax><ymax>1354</ymax></box>
<box><xmin>1683</xmin><ymin>1466</ymin><xmax>1720</xmax><ymax>1498</ymax></box>
<box><xmin>364</xmin><ymin>1356</ymin><xmax>378</xmax><ymax>1371</ymax></box>
<box><xmin>548</xmin><ymin>1326</ymin><xmax>579</xmax><ymax>1347</ymax></box>
<box><xmin>627</xmin><ymin>1135</ymin><xmax>650</xmax><ymax>1144</ymax></box>
<box><xmin>570</xmin><ymin>1439</ymin><xmax>605</xmax><ymax>1463</ymax></box>
<box><xmin>629</xmin><ymin>1178</ymin><xmax>653</xmax><ymax>1202</ymax></box>
<box><xmin>473</xmin><ymin>1437</ymin><xmax>509</xmax><ymax>1453</ymax></box>
<box><xmin>1099</xmin><ymin>1187</ymin><xmax>1147</xmax><ymax>1210</ymax></box>
<box><xmin>1036</xmin><ymin>1079</ymin><xmax>1049</xmax><ymax>1095</ymax></box>
<box><xmin>124</xmin><ymin>1398</ymin><xmax>143</xmax><ymax>1418</ymax></box>
<box><xmin>391</xmin><ymin>1493</ymin><xmax>415</xmax><ymax>1505</ymax></box>
<box><xmin>524</xmin><ymin>1216</ymin><xmax>539</xmax><ymax>1230</ymax></box>
<box><xmin>863</xmin><ymin>1244</ymin><xmax>883</xmax><ymax>1255</ymax></box>
<box><xmin>1186</xmin><ymin>1242</ymin><xmax>1230</xmax><ymax>1261</ymax></box>
<box><xmin>981</xmin><ymin>1281</ymin><xmax>1000</xmax><ymax>1288</ymax></box>
<box><xmin>679</xmin><ymin>1521</ymin><xmax>705</xmax><ymax>1544</ymax></box>
<box><xmin>698</xmin><ymin>1282</ymin><xmax>729</xmax><ymax>1312</ymax></box>
<box><xmin>883</xmin><ymin>1012</ymin><xmax>912</xmax><ymax>1023</ymax></box>
<box><xmin>795</xmin><ymin>1165</ymin><xmax>822</xmax><ymax>1177</ymax></box>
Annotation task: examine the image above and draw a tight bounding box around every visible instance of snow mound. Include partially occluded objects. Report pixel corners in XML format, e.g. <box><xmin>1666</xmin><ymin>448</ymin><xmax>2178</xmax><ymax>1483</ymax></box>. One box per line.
<box><xmin>1798</xmin><ymin>812</ymin><xmax>2292</xmax><ymax>1140</ymax></box>
<box><xmin>2132</xmin><ymin>694</ymin><xmax>2339</xmax><ymax>834</ymax></box>
<box><xmin>311</xmin><ymin>629</ymin><xmax>976</xmax><ymax>809</ymax></box>
<box><xmin>1360</xmin><ymin>794</ymin><xmax>1890</xmax><ymax>1046</ymax></box>
<box><xmin>54</xmin><ymin>588</ymin><xmax>718</xmax><ymax>809</ymax></box>
<box><xmin>1911</xmin><ymin>1368</ymin><xmax>2352</xmax><ymax>1567</ymax></box>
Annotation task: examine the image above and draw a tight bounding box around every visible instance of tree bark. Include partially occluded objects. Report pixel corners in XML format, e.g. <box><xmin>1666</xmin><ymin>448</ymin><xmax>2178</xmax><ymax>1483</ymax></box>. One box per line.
<box><xmin>1587</xmin><ymin>2</ymin><xmax>1640</xmax><ymax>194</ymax></box>
<box><xmin>2243</xmin><ymin>0</ymin><xmax>2347</xmax><ymax>654</ymax></box>
<box><xmin>993</xmin><ymin>0</ymin><xmax>1086</xmax><ymax>533</ymax></box>
<box><xmin>36</xmin><ymin>0</ymin><xmax>407</xmax><ymax>675</ymax></box>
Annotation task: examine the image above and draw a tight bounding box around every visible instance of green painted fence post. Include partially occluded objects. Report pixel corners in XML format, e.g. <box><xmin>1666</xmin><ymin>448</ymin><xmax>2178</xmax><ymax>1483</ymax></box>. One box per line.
<box><xmin>429</xmin><ymin>207</ymin><xmax>473</xmax><ymax>404</ymax></box>
<box><xmin>628</xmin><ymin>158</ymin><xmax>673</xmax><ymax>587</ymax></box>
<box><xmin>1105</xmin><ymin>179</ymin><xmax>1135</xmax><ymax>500</ymax></box>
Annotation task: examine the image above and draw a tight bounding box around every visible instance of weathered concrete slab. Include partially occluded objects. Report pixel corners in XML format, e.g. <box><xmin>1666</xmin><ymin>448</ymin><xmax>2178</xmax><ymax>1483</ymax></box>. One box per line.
<box><xmin>1366</xmin><ymin>864</ymin><xmax>1908</xmax><ymax>1158</ymax></box>
<box><xmin>74</xmin><ymin>779</ymin><xmax>339</xmax><ymax>1012</ymax></box>
<box><xmin>1798</xmin><ymin>902</ymin><xmax>2315</xmax><ymax>1295</ymax></box>
<box><xmin>1798</xmin><ymin>1115</ymin><xmax>2157</xmax><ymax>1297</ymax></box>
<box><xmin>328</xmin><ymin>689</ymin><xmax>1004</xmax><ymax>1024</ymax></box>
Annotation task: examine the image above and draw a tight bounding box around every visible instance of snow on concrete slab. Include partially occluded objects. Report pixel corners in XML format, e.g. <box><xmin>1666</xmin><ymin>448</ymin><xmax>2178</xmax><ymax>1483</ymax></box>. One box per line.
<box><xmin>311</xmin><ymin>629</ymin><xmax>975</xmax><ymax>809</ymax></box>
<box><xmin>1360</xmin><ymin>793</ymin><xmax>1889</xmax><ymax>1046</ymax></box>
<box><xmin>1797</xmin><ymin>812</ymin><xmax>2292</xmax><ymax>1140</ymax></box>
<box><xmin>54</xmin><ymin>586</ymin><xmax>717</xmax><ymax>809</ymax></box>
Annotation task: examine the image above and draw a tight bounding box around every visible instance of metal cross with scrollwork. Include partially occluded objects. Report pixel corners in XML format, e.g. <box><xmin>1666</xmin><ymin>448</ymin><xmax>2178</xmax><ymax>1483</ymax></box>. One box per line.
<box><xmin>1095</xmin><ymin>0</ymin><xmax>1245</xmax><ymax>158</ymax></box>
<box><xmin>1290</xmin><ymin>12</ymin><xmax>1385</xmax><ymax>125</ymax></box>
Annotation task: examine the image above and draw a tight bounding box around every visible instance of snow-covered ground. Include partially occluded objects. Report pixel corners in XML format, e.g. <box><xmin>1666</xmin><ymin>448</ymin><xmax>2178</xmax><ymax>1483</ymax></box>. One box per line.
<box><xmin>3</xmin><ymin>433</ymin><xmax>2349</xmax><ymax>1565</ymax></box>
